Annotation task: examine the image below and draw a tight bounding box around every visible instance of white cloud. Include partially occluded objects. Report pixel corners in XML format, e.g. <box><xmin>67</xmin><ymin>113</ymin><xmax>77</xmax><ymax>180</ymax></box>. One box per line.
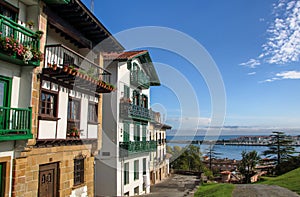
<box><xmin>239</xmin><ymin>59</ymin><xmax>261</xmax><ymax>68</ymax></box>
<box><xmin>247</xmin><ymin>72</ymin><xmax>256</xmax><ymax>75</ymax></box>
<box><xmin>276</xmin><ymin>70</ymin><xmax>300</xmax><ymax>79</ymax></box>
<box><xmin>241</xmin><ymin>0</ymin><xmax>300</xmax><ymax>67</ymax></box>
<box><xmin>261</xmin><ymin>0</ymin><xmax>300</xmax><ymax>64</ymax></box>
<box><xmin>167</xmin><ymin>116</ymin><xmax>211</xmax><ymax>130</ymax></box>
<box><xmin>261</xmin><ymin>70</ymin><xmax>300</xmax><ymax>82</ymax></box>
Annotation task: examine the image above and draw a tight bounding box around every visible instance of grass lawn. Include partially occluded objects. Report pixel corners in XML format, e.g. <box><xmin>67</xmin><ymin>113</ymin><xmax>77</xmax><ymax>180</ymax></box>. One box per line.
<box><xmin>194</xmin><ymin>183</ymin><xmax>235</xmax><ymax>197</ymax></box>
<box><xmin>259</xmin><ymin>167</ymin><xmax>300</xmax><ymax>194</ymax></box>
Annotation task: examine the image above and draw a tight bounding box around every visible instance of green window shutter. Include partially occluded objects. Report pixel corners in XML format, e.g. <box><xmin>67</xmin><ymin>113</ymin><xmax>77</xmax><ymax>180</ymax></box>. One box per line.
<box><xmin>142</xmin><ymin>125</ymin><xmax>146</xmax><ymax>141</ymax></box>
<box><xmin>124</xmin><ymin>85</ymin><xmax>130</xmax><ymax>99</ymax></box>
<box><xmin>123</xmin><ymin>122</ymin><xmax>130</xmax><ymax>142</ymax></box>
<box><xmin>127</xmin><ymin>60</ymin><xmax>132</xmax><ymax>70</ymax></box>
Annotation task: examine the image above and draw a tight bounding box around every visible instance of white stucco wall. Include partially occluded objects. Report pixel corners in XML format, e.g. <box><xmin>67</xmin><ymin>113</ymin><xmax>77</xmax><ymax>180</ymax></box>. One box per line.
<box><xmin>38</xmin><ymin>120</ymin><xmax>56</xmax><ymax>139</ymax></box>
<box><xmin>57</xmin><ymin>88</ymin><xmax>68</xmax><ymax>139</ymax></box>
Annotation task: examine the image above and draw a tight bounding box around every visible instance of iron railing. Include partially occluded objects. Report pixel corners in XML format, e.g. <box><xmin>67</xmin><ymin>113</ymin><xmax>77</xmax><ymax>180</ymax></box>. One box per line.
<box><xmin>119</xmin><ymin>140</ymin><xmax>157</xmax><ymax>157</ymax></box>
<box><xmin>120</xmin><ymin>102</ymin><xmax>150</xmax><ymax>121</ymax></box>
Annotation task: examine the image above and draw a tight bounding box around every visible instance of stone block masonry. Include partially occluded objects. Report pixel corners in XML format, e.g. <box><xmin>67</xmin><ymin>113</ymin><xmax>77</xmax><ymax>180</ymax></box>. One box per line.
<box><xmin>12</xmin><ymin>145</ymin><xmax>94</xmax><ymax>197</ymax></box>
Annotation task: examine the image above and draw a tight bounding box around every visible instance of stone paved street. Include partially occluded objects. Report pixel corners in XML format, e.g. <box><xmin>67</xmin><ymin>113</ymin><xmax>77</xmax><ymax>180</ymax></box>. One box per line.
<box><xmin>141</xmin><ymin>174</ymin><xmax>200</xmax><ymax>197</ymax></box>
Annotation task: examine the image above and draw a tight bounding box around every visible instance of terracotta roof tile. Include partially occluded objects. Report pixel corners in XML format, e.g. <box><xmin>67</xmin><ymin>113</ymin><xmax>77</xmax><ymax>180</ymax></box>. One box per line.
<box><xmin>103</xmin><ymin>50</ymin><xmax>148</xmax><ymax>60</ymax></box>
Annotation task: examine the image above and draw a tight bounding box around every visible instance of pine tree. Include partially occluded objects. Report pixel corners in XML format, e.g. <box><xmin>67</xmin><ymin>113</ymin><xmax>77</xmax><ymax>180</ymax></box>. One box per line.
<box><xmin>263</xmin><ymin>131</ymin><xmax>296</xmax><ymax>165</ymax></box>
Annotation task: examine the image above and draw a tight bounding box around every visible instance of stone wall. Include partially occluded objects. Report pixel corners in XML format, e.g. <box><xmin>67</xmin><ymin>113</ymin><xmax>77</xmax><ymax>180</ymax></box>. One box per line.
<box><xmin>12</xmin><ymin>145</ymin><xmax>94</xmax><ymax>197</ymax></box>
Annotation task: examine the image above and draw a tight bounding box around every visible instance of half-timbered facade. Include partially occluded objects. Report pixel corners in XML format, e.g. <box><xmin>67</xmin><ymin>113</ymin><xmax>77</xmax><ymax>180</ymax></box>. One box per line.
<box><xmin>4</xmin><ymin>0</ymin><xmax>123</xmax><ymax>196</ymax></box>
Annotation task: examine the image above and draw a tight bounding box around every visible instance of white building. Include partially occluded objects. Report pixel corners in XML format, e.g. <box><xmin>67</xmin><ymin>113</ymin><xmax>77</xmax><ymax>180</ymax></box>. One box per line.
<box><xmin>149</xmin><ymin>112</ymin><xmax>172</xmax><ymax>185</ymax></box>
<box><xmin>95</xmin><ymin>50</ymin><xmax>160</xmax><ymax>196</ymax></box>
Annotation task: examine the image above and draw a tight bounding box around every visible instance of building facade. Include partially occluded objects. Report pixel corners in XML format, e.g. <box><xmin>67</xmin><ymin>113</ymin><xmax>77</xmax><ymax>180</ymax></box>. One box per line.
<box><xmin>95</xmin><ymin>51</ymin><xmax>160</xmax><ymax>196</ymax></box>
<box><xmin>0</xmin><ymin>0</ymin><xmax>123</xmax><ymax>196</ymax></box>
<box><xmin>149</xmin><ymin>112</ymin><xmax>171</xmax><ymax>185</ymax></box>
<box><xmin>0</xmin><ymin>0</ymin><xmax>40</xmax><ymax>196</ymax></box>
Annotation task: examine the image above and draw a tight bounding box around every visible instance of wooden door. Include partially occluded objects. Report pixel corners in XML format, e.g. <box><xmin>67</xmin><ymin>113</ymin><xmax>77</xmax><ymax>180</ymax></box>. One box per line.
<box><xmin>38</xmin><ymin>163</ymin><xmax>58</xmax><ymax>197</ymax></box>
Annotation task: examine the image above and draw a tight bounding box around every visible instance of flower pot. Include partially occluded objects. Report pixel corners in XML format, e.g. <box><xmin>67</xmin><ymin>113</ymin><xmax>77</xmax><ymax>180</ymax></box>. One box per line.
<box><xmin>68</xmin><ymin>68</ymin><xmax>73</xmax><ymax>74</ymax></box>
<box><xmin>63</xmin><ymin>65</ymin><xmax>68</xmax><ymax>72</ymax></box>
<box><xmin>53</xmin><ymin>64</ymin><xmax>57</xmax><ymax>70</ymax></box>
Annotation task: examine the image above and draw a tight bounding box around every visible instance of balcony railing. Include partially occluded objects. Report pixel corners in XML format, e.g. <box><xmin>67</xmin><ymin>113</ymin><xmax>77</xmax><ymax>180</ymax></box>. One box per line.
<box><xmin>0</xmin><ymin>15</ymin><xmax>41</xmax><ymax>66</ymax></box>
<box><xmin>43</xmin><ymin>44</ymin><xmax>114</xmax><ymax>93</ymax></box>
<box><xmin>119</xmin><ymin>140</ymin><xmax>157</xmax><ymax>157</ymax></box>
<box><xmin>130</xmin><ymin>70</ymin><xmax>150</xmax><ymax>89</ymax></box>
<box><xmin>0</xmin><ymin>107</ymin><xmax>33</xmax><ymax>141</ymax></box>
<box><xmin>120</xmin><ymin>102</ymin><xmax>150</xmax><ymax>121</ymax></box>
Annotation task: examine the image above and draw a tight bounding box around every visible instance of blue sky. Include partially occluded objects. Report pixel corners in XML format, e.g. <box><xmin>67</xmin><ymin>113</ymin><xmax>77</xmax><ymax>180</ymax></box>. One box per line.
<box><xmin>83</xmin><ymin>0</ymin><xmax>300</xmax><ymax>133</ymax></box>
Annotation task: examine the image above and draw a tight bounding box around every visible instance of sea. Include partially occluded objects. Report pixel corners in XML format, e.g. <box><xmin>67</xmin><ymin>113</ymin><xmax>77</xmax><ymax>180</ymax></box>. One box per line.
<box><xmin>166</xmin><ymin>135</ymin><xmax>300</xmax><ymax>160</ymax></box>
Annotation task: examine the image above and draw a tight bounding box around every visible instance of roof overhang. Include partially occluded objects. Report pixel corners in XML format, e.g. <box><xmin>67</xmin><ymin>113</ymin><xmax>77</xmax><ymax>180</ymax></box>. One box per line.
<box><xmin>103</xmin><ymin>50</ymin><xmax>160</xmax><ymax>86</ymax></box>
<box><xmin>43</xmin><ymin>0</ymin><xmax>124</xmax><ymax>51</ymax></box>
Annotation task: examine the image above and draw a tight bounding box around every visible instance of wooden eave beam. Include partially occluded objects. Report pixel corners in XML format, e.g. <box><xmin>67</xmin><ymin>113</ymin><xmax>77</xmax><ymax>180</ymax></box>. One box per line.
<box><xmin>45</xmin><ymin>7</ymin><xmax>92</xmax><ymax>49</ymax></box>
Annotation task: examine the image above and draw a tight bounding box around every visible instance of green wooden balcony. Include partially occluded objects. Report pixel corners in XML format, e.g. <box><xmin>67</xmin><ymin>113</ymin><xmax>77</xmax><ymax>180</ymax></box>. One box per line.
<box><xmin>120</xmin><ymin>102</ymin><xmax>150</xmax><ymax>122</ymax></box>
<box><xmin>119</xmin><ymin>140</ymin><xmax>157</xmax><ymax>157</ymax></box>
<box><xmin>0</xmin><ymin>14</ymin><xmax>41</xmax><ymax>67</ymax></box>
<box><xmin>130</xmin><ymin>70</ymin><xmax>150</xmax><ymax>89</ymax></box>
<box><xmin>0</xmin><ymin>107</ymin><xmax>33</xmax><ymax>141</ymax></box>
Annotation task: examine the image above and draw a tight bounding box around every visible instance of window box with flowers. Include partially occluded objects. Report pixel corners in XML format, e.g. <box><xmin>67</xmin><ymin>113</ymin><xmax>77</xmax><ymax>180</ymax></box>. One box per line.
<box><xmin>0</xmin><ymin>33</ymin><xmax>43</xmax><ymax>67</ymax></box>
<box><xmin>67</xmin><ymin>127</ymin><xmax>80</xmax><ymax>138</ymax></box>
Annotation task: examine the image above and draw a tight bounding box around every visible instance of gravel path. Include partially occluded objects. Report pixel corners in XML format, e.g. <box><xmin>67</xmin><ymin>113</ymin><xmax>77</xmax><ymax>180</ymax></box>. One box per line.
<box><xmin>233</xmin><ymin>184</ymin><xmax>300</xmax><ymax>197</ymax></box>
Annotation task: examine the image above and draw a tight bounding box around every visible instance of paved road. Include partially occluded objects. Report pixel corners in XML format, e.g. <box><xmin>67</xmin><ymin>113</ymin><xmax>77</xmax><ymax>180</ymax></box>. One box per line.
<box><xmin>141</xmin><ymin>174</ymin><xmax>200</xmax><ymax>197</ymax></box>
<box><xmin>233</xmin><ymin>184</ymin><xmax>300</xmax><ymax>197</ymax></box>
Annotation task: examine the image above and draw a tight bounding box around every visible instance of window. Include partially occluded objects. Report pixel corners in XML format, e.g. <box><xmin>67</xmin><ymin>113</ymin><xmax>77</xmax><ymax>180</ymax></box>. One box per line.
<box><xmin>143</xmin><ymin>158</ymin><xmax>146</xmax><ymax>175</ymax></box>
<box><xmin>0</xmin><ymin>1</ymin><xmax>18</xmax><ymax>21</ymax></box>
<box><xmin>142</xmin><ymin>125</ymin><xmax>146</xmax><ymax>141</ymax></box>
<box><xmin>40</xmin><ymin>91</ymin><xmax>57</xmax><ymax>118</ymax></box>
<box><xmin>124</xmin><ymin>85</ymin><xmax>130</xmax><ymax>99</ymax></box>
<box><xmin>134</xmin><ymin>123</ymin><xmax>140</xmax><ymax>141</ymax></box>
<box><xmin>74</xmin><ymin>158</ymin><xmax>84</xmax><ymax>186</ymax></box>
<box><xmin>88</xmin><ymin>103</ymin><xmax>98</xmax><ymax>123</ymax></box>
<box><xmin>134</xmin><ymin>160</ymin><xmax>139</xmax><ymax>180</ymax></box>
<box><xmin>124</xmin><ymin>163</ymin><xmax>129</xmax><ymax>185</ymax></box>
<box><xmin>68</xmin><ymin>98</ymin><xmax>80</xmax><ymax>120</ymax></box>
<box><xmin>67</xmin><ymin>98</ymin><xmax>80</xmax><ymax>131</ymax></box>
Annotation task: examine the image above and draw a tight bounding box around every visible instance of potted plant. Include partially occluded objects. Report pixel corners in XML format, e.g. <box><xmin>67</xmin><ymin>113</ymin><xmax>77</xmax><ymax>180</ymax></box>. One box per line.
<box><xmin>68</xmin><ymin>127</ymin><xmax>79</xmax><ymax>137</ymax></box>
<box><xmin>34</xmin><ymin>30</ymin><xmax>44</xmax><ymax>39</ymax></box>
<box><xmin>26</xmin><ymin>20</ymin><xmax>34</xmax><ymax>29</ymax></box>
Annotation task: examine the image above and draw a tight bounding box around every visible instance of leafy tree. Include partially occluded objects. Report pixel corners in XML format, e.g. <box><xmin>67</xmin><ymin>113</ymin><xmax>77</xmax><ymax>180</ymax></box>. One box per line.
<box><xmin>166</xmin><ymin>145</ymin><xmax>173</xmax><ymax>154</ymax></box>
<box><xmin>263</xmin><ymin>131</ymin><xmax>296</xmax><ymax>165</ymax></box>
<box><xmin>171</xmin><ymin>145</ymin><xmax>204</xmax><ymax>171</ymax></box>
<box><xmin>238</xmin><ymin>150</ymin><xmax>260</xmax><ymax>183</ymax></box>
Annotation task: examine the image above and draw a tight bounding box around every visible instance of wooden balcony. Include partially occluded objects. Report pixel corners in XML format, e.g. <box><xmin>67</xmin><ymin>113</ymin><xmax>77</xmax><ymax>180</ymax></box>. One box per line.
<box><xmin>42</xmin><ymin>44</ymin><xmax>114</xmax><ymax>94</ymax></box>
<box><xmin>0</xmin><ymin>14</ymin><xmax>41</xmax><ymax>67</ymax></box>
<box><xmin>0</xmin><ymin>106</ymin><xmax>33</xmax><ymax>141</ymax></box>
<box><xmin>119</xmin><ymin>140</ymin><xmax>157</xmax><ymax>157</ymax></box>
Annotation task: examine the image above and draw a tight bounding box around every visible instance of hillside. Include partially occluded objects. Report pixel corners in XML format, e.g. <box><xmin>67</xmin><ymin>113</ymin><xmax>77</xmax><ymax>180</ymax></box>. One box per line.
<box><xmin>260</xmin><ymin>167</ymin><xmax>300</xmax><ymax>194</ymax></box>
